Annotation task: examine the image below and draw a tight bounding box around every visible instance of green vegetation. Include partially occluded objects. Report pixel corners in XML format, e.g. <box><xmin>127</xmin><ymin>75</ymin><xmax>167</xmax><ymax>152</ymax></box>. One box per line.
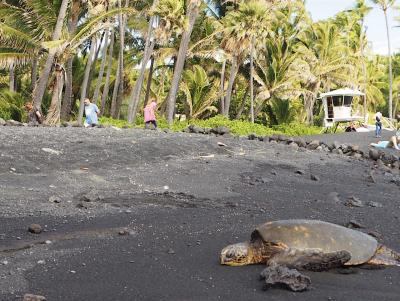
<box><xmin>100</xmin><ymin>115</ymin><xmax>323</xmax><ymax>137</ymax></box>
<box><xmin>0</xmin><ymin>0</ymin><xmax>399</xmax><ymax>131</ymax></box>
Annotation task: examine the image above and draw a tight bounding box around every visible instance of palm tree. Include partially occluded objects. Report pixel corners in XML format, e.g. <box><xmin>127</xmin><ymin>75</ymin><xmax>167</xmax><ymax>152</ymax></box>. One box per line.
<box><xmin>127</xmin><ymin>0</ymin><xmax>184</xmax><ymax>124</ymax></box>
<box><xmin>61</xmin><ymin>0</ymin><xmax>83</xmax><ymax>120</ymax></box>
<box><xmin>179</xmin><ymin>65</ymin><xmax>219</xmax><ymax>119</ymax></box>
<box><xmin>296</xmin><ymin>21</ymin><xmax>352</xmax><ymax>125</ymax></box>
<box><xmin>32</xmin><ymin>0</ymin><xmax>70</xmax><ymax>112</ymax></box>
<box><xmin>93</xmin><ymin>28</ymin><xmax>111</xmax><ymax>105</ymax></box>
<box><xmin>166</xmin><ymin>0</ymin><xmax>202</xmax><ymax>125</ymax></box>
<box><xmin>371</xmin><ymin>0</ymin><xmax>395</xmax><ymax>119</ymax></box>
<box><xmin>100</xmin><ymin>29</ymin><xmax>115</xmax><ymax>115</ymax></box>
<box><xmin>218</xmin><ymin>0</ymin><xmax>278</xmax><ymax>119</ymax></box>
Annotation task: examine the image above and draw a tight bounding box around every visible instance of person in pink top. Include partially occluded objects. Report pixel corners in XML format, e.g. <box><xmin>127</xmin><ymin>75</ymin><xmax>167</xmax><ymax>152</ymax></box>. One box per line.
<box><xmin>144</xmin><ymin>99</ymin><xmax>157</xmax><ymax>129</ymax></box>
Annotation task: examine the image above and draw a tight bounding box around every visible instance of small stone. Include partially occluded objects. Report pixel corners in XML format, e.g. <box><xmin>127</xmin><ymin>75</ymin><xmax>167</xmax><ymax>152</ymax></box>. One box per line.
<box><xmin>347</xmin><ymin>220</ymin><xmax>365</xmax><ymax>229</ymax></box>
<box><xmin>70</xmin><ymin>270</ymin><xmax>76</xmax><ymax>274</ymax></box>
<box><xmin>188</xmin><ymin>125</ymin><xmax>204</xmax><ymax>134</ymax></box>
<box><xmin>293</xmin><ymin>138</ymin><xmax>307</xmax><ymax>148</ymax></box>
<box><xmin>1</xmin><ymin>260</ymin><xmax>8</xmax><ymax>265</ymax></box>
<box><xmin>248</xmin><ymin>133</ymin><xmax>258</xmax><ymax>140</ymax></box>
<box><xmin>163</xmin><ymin>185</ymin><xmax>169</xmax><ymax>190</ymax></box>
<box><xmin>330</xmin><ymin>141</ymin><xmax>341</xmax><ymax>150</ymax></box>
<box><xmin>369</xmin><ymin>149</ymin><xmax>381</xmax><ymax>161</ymax></box>
<box><xmin>295</xmin><ymin>170</ymin><xmax>305</xmax><ymax>175</ymax></box>
<box><xmin>345</xmin><ymin>197</ymin><xmax>363</xmax><ymax>208</ymax></box>
<box><xmin>6</xmin><ymin>119</ymin><xmax>22</xmax><ymax>126</ymax></box>
<box><xmin>367</xmin><ymin>201</ymin><xmax>383</xmax><ymax>208</ymax></box>
<box><xmin>167</xmin><ymin>248</ymin><xmax>175</xmax><ymax>254</ymax></box>
<box><xmin>212</xmin><ymin>126</ymin><xmax>230</xmax><ymax>135</ymax></box>
<box><xmin>23</xmin><ymin>294</ymin><xmax>46</xmax><ymax>301</ymax></box>
<box><xmin>37</xmin><ymin>260</ymin><xmax>45</xmax><ymax>265</ymax></box>
<box><xmin>45</xmin><ymin>240</ymin><xmax>52</xmax><ymax>244</ymax></box>
<box><xmin>368</xmin><ymin>231</ymin><xmax>383</xmax><ymax>239</ymax></box>
<box><xmin>307</xmin><ymin>140</ymin><xmax>320</xmax><ymax>150</ymax></box>
<box><xmin>310</xmin><ymin>174</ymin><xmax>320</xmax><ymax>181</ymax></box>
<box><xmin>28</xmin><ymin>224</ymin><xmax>42</xmax><ymax>234</ymax></box>
<box><xmin>289</xmin><ymin>142</ymin><xmax>299</xmax><ymax>151</ymax></box>
<box><xmin>76</xmin><ymin>202</ymin><xmax>89</xmax><ymax>209</ymax></box>
<box><xmin>367</xmin><ymin>172</ymin><xmax>376</xmax><ymax>183</ymax></box>
<box><xmin>118</xmin><ymin>228</ymin><xmax>130</xmax><ymax>236</ymax></box>
<box><xmin>261</xmin><ymin>265</ymin><xmax>311</xmax><ymax>292</ymax></box>
<box><xmin>76</xmin><ymin>190</ymin><xmax>100</xmax><ymax>203</ymax></box>
<box><xmin>41</xmin><ymin>148</ymin><xmax>61</xmax><ymax>155</ymax></box>
<box><xmin>48</xmin><ymin>196</ymin><xmax>61</xmax><ymax>203</ymax></box>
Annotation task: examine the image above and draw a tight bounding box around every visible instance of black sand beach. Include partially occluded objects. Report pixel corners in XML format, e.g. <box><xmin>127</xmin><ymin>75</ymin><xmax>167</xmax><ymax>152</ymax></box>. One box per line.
<box><xmin>0</xmin><ymin>127</ymin><xmax>399</xmax><ymax>301</ymax></box>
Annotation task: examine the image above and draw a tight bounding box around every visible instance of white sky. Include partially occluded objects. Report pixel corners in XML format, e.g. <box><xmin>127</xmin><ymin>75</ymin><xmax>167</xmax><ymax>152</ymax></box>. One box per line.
<box><xmin>305</xmin><ymin>0</ymin><xmax>400</xmax><ymax>54</ymax></box>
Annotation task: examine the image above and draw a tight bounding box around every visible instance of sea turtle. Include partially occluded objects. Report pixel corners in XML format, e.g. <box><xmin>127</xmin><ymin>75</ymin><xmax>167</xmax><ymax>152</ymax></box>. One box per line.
<box><xmin>220</xmin><ymin>219</ymin><xmax>400</xmax><ymax>291</ymax></box>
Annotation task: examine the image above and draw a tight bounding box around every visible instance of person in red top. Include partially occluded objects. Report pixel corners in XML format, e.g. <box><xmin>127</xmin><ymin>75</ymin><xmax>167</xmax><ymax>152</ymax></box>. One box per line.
<box><xmin>144</xmin><ymin>99</ymin><xmax>157</xmax><ymax>129</ymax></box>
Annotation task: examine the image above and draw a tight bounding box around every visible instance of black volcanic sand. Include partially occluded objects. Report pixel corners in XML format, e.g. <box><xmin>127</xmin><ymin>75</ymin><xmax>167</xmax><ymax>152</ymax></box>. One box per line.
<box><xmin>0</xmin><ymin>127</ymin><xmax>399</xmax><ymax>301</ymax></box>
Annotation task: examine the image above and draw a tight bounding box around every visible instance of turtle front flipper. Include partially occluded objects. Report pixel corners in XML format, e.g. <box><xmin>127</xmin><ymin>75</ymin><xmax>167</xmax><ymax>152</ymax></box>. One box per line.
<box><xmin>367</xmin><ymin>245</ymin><xmax>400</xmax><ymax>267</ymax></box>
<box><xmin>267</xmin><ymin>248</ymin><xmax>352</xmax><ymax>271</ymax></box>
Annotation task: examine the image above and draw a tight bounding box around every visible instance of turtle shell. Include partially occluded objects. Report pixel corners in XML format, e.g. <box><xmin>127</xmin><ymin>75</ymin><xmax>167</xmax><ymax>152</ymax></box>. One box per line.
<box><xmin>251</xmin><ymin>220</ymin><xmax>378</xmax><ymax>265</ymax></box>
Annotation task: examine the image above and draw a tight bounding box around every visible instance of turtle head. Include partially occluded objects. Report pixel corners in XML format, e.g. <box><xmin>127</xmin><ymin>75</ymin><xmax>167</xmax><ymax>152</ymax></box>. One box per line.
<box><xmin>220</xmin><ymin>242</ymin><xmax>253</xmax><ymax>266</ymax></box>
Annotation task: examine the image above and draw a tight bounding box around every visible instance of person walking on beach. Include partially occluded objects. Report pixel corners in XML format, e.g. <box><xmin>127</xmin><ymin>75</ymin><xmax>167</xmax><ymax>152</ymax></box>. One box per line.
<box><xmin>84</xmin><ymin>98</ymin><xmax>99</xmax><ymax>127</ymax></box>
<box><xmin>144</xmin><ymin>99</ymin><xmax>157</xmax><ymax>129</ymax></box>
<box><xmin>24</xmin><ymin>102</ymin><xmax>43</xmax><ymax>126</ymax></box>
<box><xmin>375</xmin><ymin>111</ymin><xmax>382</xmax><ymax>138</ymax></box>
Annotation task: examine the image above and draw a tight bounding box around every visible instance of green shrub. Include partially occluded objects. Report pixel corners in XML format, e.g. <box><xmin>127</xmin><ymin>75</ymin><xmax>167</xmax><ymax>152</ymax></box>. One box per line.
<box><xmin>0</xmin><ymin>90</ymin><xmax>26</xmax><ymax>121</ymax></box>
<box><xmin>99</xmin><ymin>115</ymin><xmax>324</xmax><ymax>137</ymax></box>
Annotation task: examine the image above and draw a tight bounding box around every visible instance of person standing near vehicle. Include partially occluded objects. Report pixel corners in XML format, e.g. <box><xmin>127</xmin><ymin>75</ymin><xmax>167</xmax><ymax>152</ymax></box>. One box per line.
<box><xmin>84</xmin><ymin>98</ymin><xmax>99</xmax><ymax>127</ymax></box>
<box><xmin>375</xmin><ymin>111</ymin><xmax>382</xmax><ymax>138</ymax></box>
<box><xmin>144</xmin><ymin>99</ymin><xmax>157</xmax><ymax>129</ymax></box>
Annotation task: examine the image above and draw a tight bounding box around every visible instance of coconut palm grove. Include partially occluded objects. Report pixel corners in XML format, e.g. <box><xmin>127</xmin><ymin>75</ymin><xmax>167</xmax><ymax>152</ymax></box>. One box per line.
<box><xmin>0</xmin><ymin>0</ymin><xmax>399</xmax><ymax>133</ymax></box>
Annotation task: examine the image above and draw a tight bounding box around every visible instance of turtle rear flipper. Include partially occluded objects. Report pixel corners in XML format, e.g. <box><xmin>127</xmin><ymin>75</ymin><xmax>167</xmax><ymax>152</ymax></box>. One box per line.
<box><xmin>268</xmin><ymin>248</ymin><xmax>351</xmax><ymax>271</ymax></box>
<box><xmin>367</xmin><ymin>245</ymin><xmax>400</xmax><ymax>267</ymax></box>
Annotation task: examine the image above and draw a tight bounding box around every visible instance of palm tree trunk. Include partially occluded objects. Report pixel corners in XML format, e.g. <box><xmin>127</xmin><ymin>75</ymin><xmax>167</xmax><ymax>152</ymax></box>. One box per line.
<box><xmin>32</xmin><ymin>0</ymin><xmax>69</xmax><ymax>111</ymax></box>
<box><xmin>45</xmin><ymin>65</ymin><xmax>65</xmax><ymax>125</ymax></box>
<box><xmin>219</xmin><ymin>60</ymin><xmax>226</xmax><ymax>114</ymax></box>
<box><xmin>93</xmin><ymin>29</ymin><xmax>111</xmax><ymax>105</ymax></box>
<box><xmin>384</xmin><ymin>9</ymin><xmax>393</xmax><ymax>120</ymax></box>
<box><xmin>31</xmin><ymin>59</ymin><xmax>37</xmax><ymax>92</ymax></box>
<box><xmin>9</xmin><ymin>64</ymin><xmax>15</xmax><ymax>92</ymax></box>
<box><xmin>60</xmin><ymin>1</ymin><xmax>80</xmax><ymax>120</ymax></box>
<box><xmin>87</xmin><ymin>32</ymin><xmax>104</xmax><ymax>97</ymax></box>
<box><xmin>166</xmin><ymin>0</ymin><xmax>201</xmax><ymax>125</ymax></box>
<box><xmin>78</xmin><ymin>35</ymin><xmax>98</xmax><ymax>125</ymax></box>
<box><xmin>144</xmin><ymin>55</ymin><xmax>155</xmax><ymax>109</ymax></box>
<box><xmin>250</xmin><ymin>37</ymin><xmax>255</xmax><ymax>123</ymax></box>
<box><xmin>223</xmin><ymin>55</ymin><xmax>239</xmax><ymax>118</ymax></box>
<box><xmin>127</xmin><ymin>16</ymin><xmax>156</xmax><ymax>123</ymax></box>
<box><xmin>100</xmin><ymin>29</ymin><xmax>115</xmax><ymax>115</ymax></box>
<box><xmin>113</xmin><ymin>0</ymin><xmax>129</xmax><ymax>119</ymax></box>
<box><xmin>235</xmin><ymin>85</ymin><xmax>249</xmax><ymax>120</ymax></box>
<box><xmin>110</xmin><ymin>54</ymin><xmax>121</xmax><ymax>117</ymax></box>
<box><xmin>60</xmin><ymin>58</ymin><xmax>74</xmax><ymax>120</ymax></box>
<box><xmin>360</xmin><ymin>24</ymin><xmax>368</xmax><ymax>123</ymax></box>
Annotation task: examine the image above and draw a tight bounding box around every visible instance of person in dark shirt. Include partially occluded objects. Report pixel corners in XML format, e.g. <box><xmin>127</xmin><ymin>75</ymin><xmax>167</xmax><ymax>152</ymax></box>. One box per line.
<box><xmin>24</xmin><ymin>102</ymin><xmax>43</xmax><ymax>126</ymax></box>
